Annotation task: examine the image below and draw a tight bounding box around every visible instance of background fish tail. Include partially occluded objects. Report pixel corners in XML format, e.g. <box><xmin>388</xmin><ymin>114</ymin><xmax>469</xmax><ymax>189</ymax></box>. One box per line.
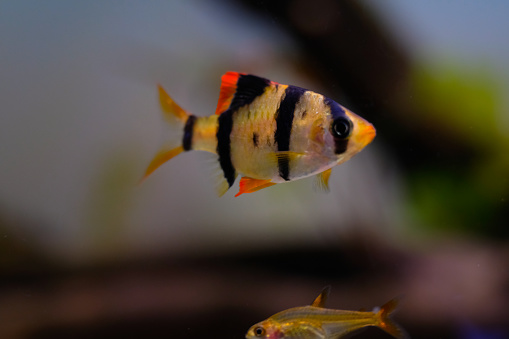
<box><xmin>377</xmin><ymin>299</ymin><xmax>409</xmax><ymax>339</ymax></box>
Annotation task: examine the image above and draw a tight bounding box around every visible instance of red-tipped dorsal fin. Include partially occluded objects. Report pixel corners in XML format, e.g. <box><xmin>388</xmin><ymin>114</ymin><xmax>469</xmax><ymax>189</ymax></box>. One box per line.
<box><xmin>235</xmin><ymin>177</ymin><xmax>276</xmax><ymax>197</ymax></box>
<box><xmin>311</xmin><ymin>286</ymin><xmax>330</xmax><ymax>308</ymax></box>
<box><xmin>215</xmin><ymin>72</ymin><xmax>243</xmax><ymax>115</ymax></box>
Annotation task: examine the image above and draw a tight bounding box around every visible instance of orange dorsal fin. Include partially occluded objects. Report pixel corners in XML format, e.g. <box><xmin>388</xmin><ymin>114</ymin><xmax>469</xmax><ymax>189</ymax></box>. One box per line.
<box><xmin>235</xmin><ymin>177</ymin><xmax>276</xmax><ymax>197</ymax></box>
<box><xmin>311</xmin><ymin>286</ymin><xmax>330</xmax><ymax>308</ymax></box>
<box><xmin>215</xmin><ymin>72</ymin><xmax>243</xmax><ymax>115</ymax></box>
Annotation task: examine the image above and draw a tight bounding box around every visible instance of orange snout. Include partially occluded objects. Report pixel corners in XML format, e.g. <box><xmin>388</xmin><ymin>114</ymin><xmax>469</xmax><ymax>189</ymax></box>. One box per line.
<box><xmin>344</xmin><ymin>109</ymin><xmax>376</xmax><ymax>148</ymax></box>
<box><xmin>356</xmin><ymin>120</ymin><xmax>376</xmax><ymax>147</ymax></box>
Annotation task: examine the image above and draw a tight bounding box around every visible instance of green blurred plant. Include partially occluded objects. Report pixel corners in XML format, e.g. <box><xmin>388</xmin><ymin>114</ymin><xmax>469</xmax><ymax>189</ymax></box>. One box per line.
<box><xmin>407</xmin><ymin>63</ymin><xmax>509</xmax><ymax>238</ymax></box>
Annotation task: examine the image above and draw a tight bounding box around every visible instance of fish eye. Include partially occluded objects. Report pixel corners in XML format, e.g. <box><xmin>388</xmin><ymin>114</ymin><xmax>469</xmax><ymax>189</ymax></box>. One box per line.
<box><xmin>254</xmin><ymin>326</ymin><xmax>265</xmax><ymax>337</ymax></box>
<box><xmin>331</xmin><ymin>117</ymin><xmax>352</xmax><ymax>139</ymax></box>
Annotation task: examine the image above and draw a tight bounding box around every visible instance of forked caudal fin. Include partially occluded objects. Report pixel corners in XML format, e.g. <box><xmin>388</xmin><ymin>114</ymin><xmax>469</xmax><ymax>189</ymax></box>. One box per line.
<box><xmin>140</xmin><ymin>85</ymin><xmax>191</xmax><ymax>182</ymax></box>
<box><xmin>376</xmin><ymin>298</ymin><xmax>410</xmax><ymax>339</ymax></box>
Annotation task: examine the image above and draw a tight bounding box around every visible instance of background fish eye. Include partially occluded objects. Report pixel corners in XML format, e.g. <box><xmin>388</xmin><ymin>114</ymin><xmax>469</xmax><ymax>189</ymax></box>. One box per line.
<box><xmin>331</xmin><ymin>117</ymin><xmax>352</xmax><ymax>139</ymax></box>
<box><xmin>254</xmin><ymin>326</ymin><xmax>265</xmax><ymax>336</ymax></box>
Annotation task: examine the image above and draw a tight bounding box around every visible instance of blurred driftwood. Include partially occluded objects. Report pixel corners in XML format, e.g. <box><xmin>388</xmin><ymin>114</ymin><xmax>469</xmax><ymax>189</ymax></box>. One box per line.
<box><xmin>233</xmin><ymin>0</ymin><xmax>509</xmax><ymax>238</ymax></box>
<box><xmin>234</xmin><ymin>0</ymin><xmax>476</xmax><ymax>166</ymax></box>
<box><xmin>1</xmin><ymin>237</ymin><xmax>509</xmax><ymax>338</ymax></box>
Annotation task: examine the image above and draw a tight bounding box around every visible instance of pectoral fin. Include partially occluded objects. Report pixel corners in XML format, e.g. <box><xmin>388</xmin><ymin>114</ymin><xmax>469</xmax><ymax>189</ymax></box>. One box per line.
<box><xmin>235</xmin><ymin>177</ymin><xmax>276</xmax><ymax>197</ymax></box>
<box><xmin>264</xmin><ymin>151</ymin><xmax>305</xmax><ymax>168</ymax></box>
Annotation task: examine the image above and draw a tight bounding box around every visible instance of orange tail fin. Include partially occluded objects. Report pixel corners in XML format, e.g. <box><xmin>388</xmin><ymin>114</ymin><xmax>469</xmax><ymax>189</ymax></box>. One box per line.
<box><xmin>141</xmin><ymin>85</ymin><xmax>190</xmax><ymax>182</ymax></box>
<box><xmin>376</xmin><ymin>298</ymin><xmax>410</xmax><ymax>339</ymax></box>
<box><xmin>141</xmin><ymin>146</ymin><xmax>184</xmax><ymax>182</ymax></box>
<box><xmin>158</xmin><ymin>84</ymin><xmax>189</xmax><ymax>123</ymax></box>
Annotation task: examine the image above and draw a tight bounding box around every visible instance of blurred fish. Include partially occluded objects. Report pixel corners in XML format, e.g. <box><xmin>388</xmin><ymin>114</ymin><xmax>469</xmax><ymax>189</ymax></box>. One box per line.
<box><xmin>143</xmin><ymin>72</ymin><xmax>375</xmax><ymax>196</ymax></box>
<box><xmin>246</xmin><ymin>287</ymin><xmax>408</xmax><ymax>339</ymax></box>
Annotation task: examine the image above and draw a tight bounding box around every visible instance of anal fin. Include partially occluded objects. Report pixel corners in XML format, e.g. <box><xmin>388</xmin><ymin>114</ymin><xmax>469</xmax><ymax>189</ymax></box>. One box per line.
<box><xmin>215</xmin><ymin>173</ymin><xmax>235</xmax><ymax>197</ymax></box>
<box><xmin>235</xmin><ymin>177</ymin><xmax>276</xmax><ymax>197</ymax></box>
<box><xmin>208</xmin><ymin>159</ymin><xmax>237</xmax><ymax>197</ymax></box>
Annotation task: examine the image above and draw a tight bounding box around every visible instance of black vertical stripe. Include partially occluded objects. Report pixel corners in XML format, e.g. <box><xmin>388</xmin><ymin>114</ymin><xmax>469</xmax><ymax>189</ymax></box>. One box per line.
<box><xmin>252</xmin><ymin>133</ymin><xmax>259</xmax><ymax>147</ymax></box>
<box><xmin>274</xmin><ymin>85</ymin><xmax>306</xmax><ymax>181</ymax></box>
<box><xmin>333</xmin><ymin>138</ymin><xmax>349</xmax><ymax>154</ymax></box>
<box><xmin>216</xmin><ymin>109</ymin><xmax>236</xmax><ymax>187</ymax></box>
<box><xmin>230</xmin><ymin>74</ymin><xmax>270</xmax><ymax>110</ymax></box>
<box><xmin>324</xmin><ymin>97</ymin><xmax>350</xmax><ymax>154</ymax></box>
<box><xmin>324</xmin><ymin>96</ymin><xmax>346</xmax><ymax>119</ymax></box>
<box><xmin>214</xmin><ymin>74</ymin><xmax>269</xmax><ymax>189</ymax></box>
<box><xmin>182</xmin><ymin>115</ymin><xmax>197</xmax><ymax>151</ymax></box>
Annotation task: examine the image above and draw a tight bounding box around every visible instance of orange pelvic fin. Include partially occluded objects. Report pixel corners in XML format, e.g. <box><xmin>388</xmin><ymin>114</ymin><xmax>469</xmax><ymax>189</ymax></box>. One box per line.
<box><xmin>314</xmin><ymin>168</ymin><xmax>332</xmax><ymax>193</ymax></box>
<box><xmin>235</xmin><ymin>177</ymin><xmax>276</xmax><ymax>197</ymax></box>
<box><xmin>140</xmin><ymin>146</ymin><xmax>184</xmax><ymax>183</ymax></box>
<box><xmin>215</xmin><ymin>72</ymin><xmax>243</xmax><ymax>115</ymax></box>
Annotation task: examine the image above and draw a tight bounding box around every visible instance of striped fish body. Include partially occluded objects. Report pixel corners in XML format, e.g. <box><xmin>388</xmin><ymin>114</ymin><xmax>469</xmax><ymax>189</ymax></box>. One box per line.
<box><xmin>245</xmin><ymin>287</ymin><xmax>409</xmax><ymax>339</ymax></box>
<box><xmin>230</xmin><ymin>85</ymin><xmax>332</xmax><ymax>183</ymax></box>
<box><xmin>143</xmin><ymin>72</ymin><xmax>376</xmax><ymax>197</ymax></box>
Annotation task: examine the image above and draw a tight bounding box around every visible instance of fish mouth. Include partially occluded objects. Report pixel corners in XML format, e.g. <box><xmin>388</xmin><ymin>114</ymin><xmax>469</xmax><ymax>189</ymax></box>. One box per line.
<box><xmin>343</xmin><ymin>109</ymin><xmax>376</xmax><ymax>148</ymax></box>
<box><xmin>357</xmin><ymin>122</ymin><xmax>376</xmax><ymax>147</ymax></box>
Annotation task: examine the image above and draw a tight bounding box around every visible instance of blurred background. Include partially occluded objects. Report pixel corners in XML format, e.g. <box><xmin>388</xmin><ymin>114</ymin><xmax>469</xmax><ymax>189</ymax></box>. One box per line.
<box><xmin>1</xmin><ymin>1</ymin><xmax>508</xmax><ymax>338</ymax></box>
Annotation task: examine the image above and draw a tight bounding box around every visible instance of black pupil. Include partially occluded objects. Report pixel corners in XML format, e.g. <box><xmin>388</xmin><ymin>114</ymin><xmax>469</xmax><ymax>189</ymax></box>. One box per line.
<box><xmin>255</xmin><ymin>327</ymin><xmax>264</xmax><ymax>336</ymax></box>
<box><xmin>333</xmin><ymin>118</ymin><xmax>351</xmax><ymax>139</ymax></box>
